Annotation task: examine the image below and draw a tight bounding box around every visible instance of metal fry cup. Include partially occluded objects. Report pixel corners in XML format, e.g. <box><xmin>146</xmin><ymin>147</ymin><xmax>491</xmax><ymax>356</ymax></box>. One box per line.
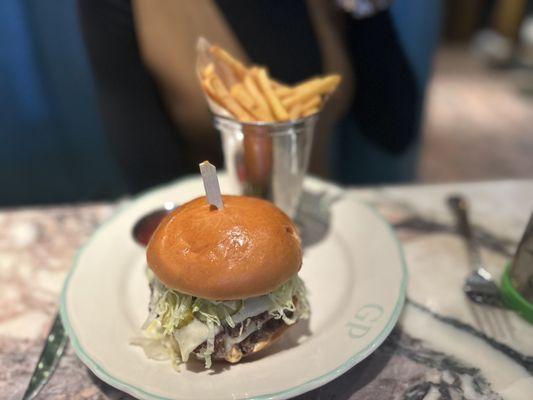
<box><xmin>214</xmin><ymin>113</ymin><xmax>318</xmax><ymax>218</ymax></box>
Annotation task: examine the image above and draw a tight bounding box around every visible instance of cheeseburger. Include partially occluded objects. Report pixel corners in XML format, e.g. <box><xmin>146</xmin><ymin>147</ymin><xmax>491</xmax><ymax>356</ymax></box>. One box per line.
<box><xmin>138</xmin><ymin>195</ymin><xmax>309</xmax><ymax>368</ymax></box>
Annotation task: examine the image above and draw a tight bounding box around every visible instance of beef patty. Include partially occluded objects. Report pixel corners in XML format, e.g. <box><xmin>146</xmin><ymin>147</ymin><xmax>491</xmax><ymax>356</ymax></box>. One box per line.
<box><xmin>193</xmin><ymin>311</ymin><xmax>292</xmax><ymax>360</ymax></box>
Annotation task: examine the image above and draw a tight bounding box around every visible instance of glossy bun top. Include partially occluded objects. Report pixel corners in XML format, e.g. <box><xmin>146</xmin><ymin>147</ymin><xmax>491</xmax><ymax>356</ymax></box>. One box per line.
<box><xmin>146</xmin><ymin>195</ymin><xmax>302</xmax><ymax>300</ymax></box>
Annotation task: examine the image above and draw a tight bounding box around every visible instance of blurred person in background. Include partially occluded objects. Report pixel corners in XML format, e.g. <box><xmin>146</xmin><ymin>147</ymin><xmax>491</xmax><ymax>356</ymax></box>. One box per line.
<box><xmin>471</xmin><ymin>0</ymin><xmax>532</xmax><ymax>66</ymax></box>
<box><xmin>79</xmin><ymin>0</ymin><xmax>440</xmax><ymax>194</ymax></box>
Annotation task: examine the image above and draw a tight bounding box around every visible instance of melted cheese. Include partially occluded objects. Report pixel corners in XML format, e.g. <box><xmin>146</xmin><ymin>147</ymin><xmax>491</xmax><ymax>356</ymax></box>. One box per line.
<box><xmin>173</xmin><ymin>319</ymin><xmax>220</xmax><ymax>361</ymax></box>
<box><xmin>172</xmin><ymin>296</ymin><xmax>272</xmax><ymax>362</ymax></box>
<box><xmin>231</xmin><ymin>295</ymin><xmax>272</xmax><ymax>324</ymax></box>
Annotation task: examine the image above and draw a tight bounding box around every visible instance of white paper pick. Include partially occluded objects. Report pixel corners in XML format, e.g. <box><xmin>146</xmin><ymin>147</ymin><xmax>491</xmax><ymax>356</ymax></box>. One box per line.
<box><xmin>199</xmin><ymin>161</ymin><xmax>224</xmax><ymax>210</ymax></box>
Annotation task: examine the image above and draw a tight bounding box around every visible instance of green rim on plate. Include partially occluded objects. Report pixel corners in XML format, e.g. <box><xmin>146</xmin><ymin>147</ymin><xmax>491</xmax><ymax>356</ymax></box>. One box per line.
<box><xmin>501</xmin><ymin>262</ymin><xmax>533</xmax><ymax>324</ymax></box>
<box><xmin>59</xmin><ymin>175</ymin><xmax>408</xmax><ymax>400</ymax></box>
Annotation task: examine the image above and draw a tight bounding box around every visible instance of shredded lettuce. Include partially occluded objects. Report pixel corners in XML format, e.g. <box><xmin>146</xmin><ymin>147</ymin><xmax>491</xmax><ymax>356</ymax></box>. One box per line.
<box><xmin>268</xmin><ymin>275</ymin><xmax>310</xmax><ymax>324</ymax></box>
<box><xmin>131</xmin><ymin>321</ymin><xmax>182</xmax><ymax>371</ymax></box>
<box><xmin>134</xmin><ymin>273</ymin><xmax>309</xmax><ymax>369</ymax></box>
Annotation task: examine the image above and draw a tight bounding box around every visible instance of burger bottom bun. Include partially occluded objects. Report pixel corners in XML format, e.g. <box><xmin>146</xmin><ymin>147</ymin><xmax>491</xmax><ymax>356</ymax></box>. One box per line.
<box><xmin>223</xmin><ymin>323</ymin><xmax>292</xmax><ymax>364</ymax></box>
<box><xmin>193</xmin><ymin>322</ymin><xmax>293</xmax><ymax>364</ymax></box>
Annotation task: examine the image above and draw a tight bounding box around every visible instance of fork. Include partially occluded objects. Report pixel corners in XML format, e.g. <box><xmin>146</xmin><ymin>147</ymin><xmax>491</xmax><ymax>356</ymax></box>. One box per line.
<box><xmin>447</xmin><ymin>195</ymin><xmax>514</xmax><ymax>340</ymax></box>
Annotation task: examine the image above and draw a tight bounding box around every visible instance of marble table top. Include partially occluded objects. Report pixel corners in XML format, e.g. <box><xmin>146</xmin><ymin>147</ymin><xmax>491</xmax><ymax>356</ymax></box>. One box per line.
<box><xmin>1</xmin><ymin>179</ymin><xmax>533</xmax><ymax>400</ymax></box>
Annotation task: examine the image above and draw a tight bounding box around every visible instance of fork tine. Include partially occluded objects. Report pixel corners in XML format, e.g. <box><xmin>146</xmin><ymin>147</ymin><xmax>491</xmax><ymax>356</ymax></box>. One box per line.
<box><xmin>484</xmin><ymin>309</ymin><xmax>504</xmax><ymax>338</ymax></box>
<box><xmin>469</xmin><ymin>302</ymin><xmax>515</xmax><ymax>342</ymax></box>
<box><xmin>501</xmin><ymin>311</ymin><xmax>514</xmax><ymax>340</ymax></box>
<box><xmin>469</xmin><ymin>302</ymin><xmax>488</xmax><ymax>335</ymax></box>
<box><xmin>481</xmin><ymin>306</ymin><xmax>513</xmax><ymax>341</ymax></box>
<box><xmin>495</xmin><ymin>309</ymin><xmax>514</xmax><ymax>340</ymax></box>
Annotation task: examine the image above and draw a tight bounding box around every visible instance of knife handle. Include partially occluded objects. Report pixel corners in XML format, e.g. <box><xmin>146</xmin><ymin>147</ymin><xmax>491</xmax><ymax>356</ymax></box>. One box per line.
<box><xmin>447</xmin><ymin>195</ymin><xmax>483</xmax><ymax>270</ymax></box>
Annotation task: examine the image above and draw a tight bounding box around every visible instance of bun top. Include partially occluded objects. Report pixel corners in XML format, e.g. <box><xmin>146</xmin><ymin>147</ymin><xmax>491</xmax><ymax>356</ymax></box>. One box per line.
<box><xmin>146</xmin><ymin>195</ymin><xmax>302</xmax><ymax>300</ymax></box>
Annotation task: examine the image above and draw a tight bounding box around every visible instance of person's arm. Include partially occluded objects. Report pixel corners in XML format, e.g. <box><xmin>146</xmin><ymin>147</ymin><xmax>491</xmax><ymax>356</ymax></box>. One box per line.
<box><xmin>78</xmin><ymin>0</ymin><xmax>189</xmax><ymax>193</ymax></box>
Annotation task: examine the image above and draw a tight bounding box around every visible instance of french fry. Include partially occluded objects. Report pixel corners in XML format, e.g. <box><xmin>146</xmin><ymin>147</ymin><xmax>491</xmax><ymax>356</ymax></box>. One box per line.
<box><xmin>302</xmin><ymin>95</ymin><xmax>321</xmax><ymax>111</ymax></box>
<box><xmin>322</xmin><ymin>74</ymin><xmax>341</xmax><ymax>92</ymax></box>
<box><xmin>243</xmin><ymin>73</ymin><xmax>274</xmax><ymax>121</ymax></box>
<box><xmin>282</xmin><ymin>75</ymin><xmax>341</xmax><ymax>108</ymax></box>
<box><xmin>202</xmin><ymin>63</ymin><xmax>215</xmax><ymax>79</ymax></box>
<box><xmin>199</xmin><ymin>44</ymin><xmax>341</xmax><ymax>122</ymax></box>
<box><xmin>201</xmin><ymin>77</ymin><xmax>224</xmax><ymax>106</ymax></box>
<box><xmin>210</xmin><ymin>46</ymin><xmax>247</xmax><ymax>79</ymax></box>
<box><xmin>288</xmin><ymin>103</ymin><xmax>302</xmax><ymax>120</ymax></box>
<box><xmin>273</xmin><ymin>85</ymin><xmax>293</xmax><ymax>98</ymax></box>
<box><xmin>281</xmin><ymin>77</ymin><xmax>325</xmax><ymax>108</ymax></box>
<box><xmin>230</xmin><ymin>83</ymin><xmax>255</xmax><ymax>110</ymax></box>
<box><xmin>302</xmin><ymin>106</ymin><xmax>319</xmax><ymax>117</ymax></box>
<box><xmin>231</xmin><ymin>83</ymin><xmax>272</xmax><ymax>121</ymax></box>
<box><xmin>254</xmin><ymin>67</ymin><xmax>289</xmax><ymax>121</ymax></box>
<box><xmin>279</xmin><ymin>77</ymin><xmax>321</xmax><ymax>105</ymax></box>
<box><xmin>293</xmin><ymin>77</ymin><xmax>322</xmax><ymax>91</ymax></box>
<box><xmin>269</xmin><ymin>79</ymin><xmax>285</xmax><ymax>89</ymax></box>
<box><xmin>209</xmin><ymin>74</ymin><xmax>254</xmax><ymax>121</ymax></box>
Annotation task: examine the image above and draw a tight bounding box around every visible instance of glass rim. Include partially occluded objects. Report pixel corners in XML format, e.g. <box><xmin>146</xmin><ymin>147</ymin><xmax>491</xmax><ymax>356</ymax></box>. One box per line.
<box><xmin>212</xmin><ymin>111</ymin><xmax>320</xmax><ymax>128</ymax></box>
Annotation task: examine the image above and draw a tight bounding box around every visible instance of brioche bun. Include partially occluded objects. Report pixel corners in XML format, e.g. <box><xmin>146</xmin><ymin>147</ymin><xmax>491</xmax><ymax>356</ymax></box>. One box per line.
<box><xmin>223</xmin><ymin>323</ymin><xmax>291</xmax><ymax>363</ymax></box>
<box><xmin>146</xmin><ymin>195</ymin><xmax>302</xmax><ymax>300</ymax></box>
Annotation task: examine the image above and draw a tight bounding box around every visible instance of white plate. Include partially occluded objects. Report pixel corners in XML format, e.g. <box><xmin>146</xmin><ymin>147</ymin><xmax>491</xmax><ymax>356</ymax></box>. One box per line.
<box><xmin>60</xmin><ymin>175</ymin><xmax>407</xmax><ymax>400</ymax></box>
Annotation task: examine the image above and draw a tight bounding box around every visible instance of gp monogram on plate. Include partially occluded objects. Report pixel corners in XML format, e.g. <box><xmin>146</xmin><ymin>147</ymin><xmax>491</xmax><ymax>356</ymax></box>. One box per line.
<box><xmin>346</xmin><ymin>304</ymin><xmax>384</xmax><ymax>339</ymax></box>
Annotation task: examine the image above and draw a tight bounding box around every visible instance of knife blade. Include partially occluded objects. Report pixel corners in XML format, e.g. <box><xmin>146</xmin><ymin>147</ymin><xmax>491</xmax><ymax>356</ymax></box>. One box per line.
<box><xmin>22</xmin><ymin>313</ymin><xmax>68</xmax><ymax>400</ymax></box>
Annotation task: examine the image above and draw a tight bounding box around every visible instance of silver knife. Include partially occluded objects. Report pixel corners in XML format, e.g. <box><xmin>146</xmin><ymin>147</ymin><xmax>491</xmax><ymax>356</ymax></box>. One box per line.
<box><xmin>22</xmin><ymin>313</ymin><xmax>68</xmax><ymax>400</ymax></box>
